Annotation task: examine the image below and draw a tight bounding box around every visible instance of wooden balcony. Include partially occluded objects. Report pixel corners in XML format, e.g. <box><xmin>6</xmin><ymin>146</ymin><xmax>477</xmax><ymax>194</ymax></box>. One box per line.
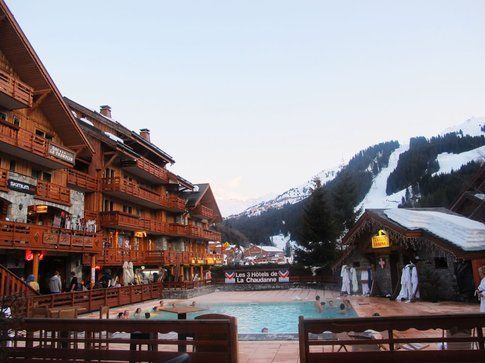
<box><xmin>0</xmin><ymin>69</ymin><xmax>33</xmax><ymax>109</ymax></box>
<box><xmin>101</xmin><ymin>177</ymin><xmax>185</xmax><ymax>211</ymax></box>
<box><xmin>99</xmin><ymin>211</ymin><xmax>150</xmax><ymax>231</ymax></box>
<box><xmin>203</xmin><ymin>229</ymin><xmax>222</xmax><ymax>241</ymax></box>
<box><xmin>0</xmin><ymin>168</ymin><xmax>8</xmax><ymax>192</ymax></box>
<box><xmin>0</xmin><ymin>221</ymin><xmax>101</xmax><ymax>253</ymax></box>
<box><xmin>192</xmin><ymin>205</ymin><xmax>216</xmax><ymax>220</ymax></box>
<box><xmin>96</xmin><ymin>248</ymin><xmax>145</xmax><ymax>266</ymax></box>
<box><xmin>0</xmin><ymin>117</ymin><xmax>76</xmax><ymax>169</ymax></box>
<box><xmin>67</xmin><ymin>169</ymin><xmax>97</xmax><ymax>191</ymax></box>
<box><xmin>121</xmin><ymin>157</ymin><xmax>169</xmax><ymax>184</ymax></box>
<box><xmin>35</xmin><ymin>180</ymin><xmax>70</xmax><ymax>206</ymax></box>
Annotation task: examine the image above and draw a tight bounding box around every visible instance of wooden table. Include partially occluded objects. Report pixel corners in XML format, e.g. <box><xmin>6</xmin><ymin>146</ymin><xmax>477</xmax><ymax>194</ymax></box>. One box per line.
<box><xmin>157</xmin><ymin>305</ymin><xmax>207</xmax><ymax>352</ymax></box>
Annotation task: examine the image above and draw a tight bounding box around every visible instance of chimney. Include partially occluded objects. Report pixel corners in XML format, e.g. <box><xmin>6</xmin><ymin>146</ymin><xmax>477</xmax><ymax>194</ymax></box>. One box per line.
<box><xmin>99</xmin><ymin>105</ymin><xmax>112</xmax><ymax>118</ymax></box>
<box><xmin>140</xmin><ymin>128</ymin><xmax>150</xmax><ymax>142</ymax></box>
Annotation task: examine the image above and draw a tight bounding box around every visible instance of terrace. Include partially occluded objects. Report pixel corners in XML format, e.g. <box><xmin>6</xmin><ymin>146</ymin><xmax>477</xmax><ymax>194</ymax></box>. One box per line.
<box><xmin>120</xmin><ymin>156</ymin><xmax>169</xmax><ymax>184</ymax></box>
<box><xmin>0</xmin><ymin>113</ymin><xmax>76</xmax><ymax>169</ymax></box>
<box><xmin>67</xmin><ymin>169</ymin><xmax>98</xmax><ymax>191</ymax></box>
<box><xmin>0</xmin><ymin>68</ymin><xmax>33</xmax><ymax>109</ymax></box>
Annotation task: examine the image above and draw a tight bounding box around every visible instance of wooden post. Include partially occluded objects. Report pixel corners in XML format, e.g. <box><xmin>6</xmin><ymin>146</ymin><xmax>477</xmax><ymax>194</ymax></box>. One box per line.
<box><xmin>90</xmin><ymin>255</ymin><xmax>96</xmax><ymax>288</ymax></box>
<box><xmin>32</xmin><ymin>252</ymin><xmax>40</xmax><ymax>281</ymax></box>
<box><xmin>190</xmin><ymin>265</ymin><xmax>194</xmax><ymax>281</ymax></box>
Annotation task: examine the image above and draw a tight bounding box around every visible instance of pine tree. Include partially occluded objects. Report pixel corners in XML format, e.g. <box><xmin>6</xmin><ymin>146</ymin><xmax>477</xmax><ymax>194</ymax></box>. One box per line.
<box><xmin>332</xmin><ymin>170</ymin><xmax>360</xmax><ymax>235</ymax></box>
<box><xmin>295</xmin><ymin>184</ymin><xmax>339</xmax><ymax>267</ymax></box>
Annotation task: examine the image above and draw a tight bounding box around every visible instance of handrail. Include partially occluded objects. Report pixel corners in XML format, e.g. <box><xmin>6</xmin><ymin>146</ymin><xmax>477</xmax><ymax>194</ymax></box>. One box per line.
<box><xmin>299</xmin><ymin>313</ymin><xmax>485</xmax><ymax>363</ymax></box>
<box><xmin>67</xmin><ymin>169</ymin><xmax>98</xmax><ymax>191</ymax></box>
<box><xmin>26</xmin><ymin>281</ymin><xmax>164</xmax><ymax>316</ymax></box>
<box><xmin>36</xmin><ymin>179</ymin><xmax>71</xmax><ymax>205</ymax></box>
<box><xmin>0</xmin><ymin>263</ymin><xmax>39</xmax><ymax>297</ymax></box>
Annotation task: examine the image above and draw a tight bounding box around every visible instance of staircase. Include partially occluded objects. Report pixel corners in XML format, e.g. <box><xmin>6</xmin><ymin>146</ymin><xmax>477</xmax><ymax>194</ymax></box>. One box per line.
<box><xmin>0</xmin><ymin>264</ymin><xmax>39</xmax><ymax>298</ymax></box>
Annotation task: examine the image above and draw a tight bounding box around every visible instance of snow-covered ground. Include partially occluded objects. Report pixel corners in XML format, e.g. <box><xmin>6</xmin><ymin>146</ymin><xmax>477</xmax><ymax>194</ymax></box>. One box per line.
<box><xmin>433</xmin><ymin>145</ymin><xmax>485</xmax><ymax>176</ymax></box>
<box><xmin>356</xmin><ymin>144</ymin><xmax>409</xmax><ymax>212</ymax></box>
<box><xmin>269</xmin><ymin>233</ymin><xmax>297</xmax><ymax>250</ymax></box>
<box><xmin>441</xmin><ymin>117</ymin><xmax>484</xmax><ymax>137</ymax></box>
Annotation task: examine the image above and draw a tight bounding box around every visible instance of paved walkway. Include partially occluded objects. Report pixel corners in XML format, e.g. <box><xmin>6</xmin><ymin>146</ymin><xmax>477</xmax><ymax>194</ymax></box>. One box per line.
<box><xmin>80</xmin><ymin>288</ymin><xmax>481</xmax><ymax>363</ymax></box>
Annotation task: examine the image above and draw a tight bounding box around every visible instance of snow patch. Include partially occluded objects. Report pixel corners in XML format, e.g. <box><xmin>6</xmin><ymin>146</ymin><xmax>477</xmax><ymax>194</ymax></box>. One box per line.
<box><xmin>441</xmin><ymin>117</ymin><xmax>485</xmax><ymax>137</ymax></box>
<box><xmin>269</xmin><ymin>233</ymin><xmax>297</xmax><ymax>251</ymax></box>
<box><xmin>433</xmin><ymin>146</ymin><xmax>485</xmax><ymax>176</ymax></box>
<box><xmin>357</xmin><ymin>144</ymin><xmax>409</xmax><ymax>211</ymax></box>
<box><xmin>104</xmin><ymin>131</ymin><xmax>124</xmax><ymax>144</ymax></box>
<box><xmin>384</xmin><ymin>209</ymin><xmax>485</xmax><ymax>251</ymax></box>
<box><xmin>80</xmin><ymin>117</ymin><xmax>94</xmax><ymax>127</ymax></box>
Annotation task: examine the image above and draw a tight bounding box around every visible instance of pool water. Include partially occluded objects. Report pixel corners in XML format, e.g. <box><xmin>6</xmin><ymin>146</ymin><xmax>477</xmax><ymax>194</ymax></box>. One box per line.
<box><xmin>149</xmin><ymin>301</ymin><xmax>357</xmax><ymax>334</ymax></box>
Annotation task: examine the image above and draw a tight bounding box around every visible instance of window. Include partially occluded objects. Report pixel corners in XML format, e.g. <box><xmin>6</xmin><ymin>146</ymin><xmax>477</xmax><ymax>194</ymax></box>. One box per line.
<box><xmin>104</xmin><ymin>168</ymin><xmax>115</xmax><ymax>178</ymax></box>
<box><xmin>122</xmin><ymin>205</ymin><xmax>132</xmax><ymax>214</ymax></box>
<box><xmin>103</xmin><ymin>199</ymin><xmax>114</xmax><ymax>212</ymax></box>
<box><xmin>12</xmin><ymin>116</ymin><xmax>20</xmax><ymax>127</ymax></box>
<box><xmin>31</xmin><ymin>170</ymin><xmax>52</xmax><ymax>182</ymax></box>
<box><xmin>434</xmin><ymin>257</ymin><xmax>448</xmax><ymax>269</ymax></box>
<box><xmin>0</xmin><ymin>112</ymin><xmax>7</xmax><ymax>121</ymax></box>
<box><xmin>35</xmin><ymin>129</ymin><xmax>53</xmax><ymax>141</ymax></box>
<box><xmin>9</xmin><ymin>160</ymin><xmax>16</xmax><ymax>172</ymax></box>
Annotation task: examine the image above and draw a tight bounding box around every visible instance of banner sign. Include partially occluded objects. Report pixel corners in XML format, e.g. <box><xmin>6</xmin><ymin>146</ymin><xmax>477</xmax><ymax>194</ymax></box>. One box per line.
<box><xmin>224</xmin><ymin>269</ymin><xmax>290</xmax><ymax>284</ymax></box>
<box><xmin>8</xmin><ymin>179</ymin><xmax>36</xmax><ymax>194</ymax></box>
<box><xmin>371</xmin><ymin>229</ymin><xmax>390</xmax><ymax>249</ymax></box>
<box><xmin>48</xmin><ymin>144</ymin><xmax>75</xmax><ymax>164</ymax></box>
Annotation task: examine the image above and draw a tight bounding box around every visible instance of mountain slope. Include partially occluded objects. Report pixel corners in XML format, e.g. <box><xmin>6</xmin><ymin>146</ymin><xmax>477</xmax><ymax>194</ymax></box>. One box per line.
<box><xmin>223</xmin><ymin>117</ymin><xmax>485</xmax><ymax>245</ymax></box>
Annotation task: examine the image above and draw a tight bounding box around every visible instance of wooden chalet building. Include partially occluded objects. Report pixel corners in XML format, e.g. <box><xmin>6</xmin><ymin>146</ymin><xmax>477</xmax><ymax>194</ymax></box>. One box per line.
<box><xmin>0</xmin><ymin>0</ymin><xmax>98</xmax><ymax>292</ymax></box>
<box><xmin>66</xmin><ymin>99</ymin><xmax>223</xmax><ymax>282</ymax></box>
<box><xmin>0</xmin><ymin>0</ymin><xmax>222</xmax><ymax>292</ymax></box>
<box><xmin>334</xmin><ymin>207</ymin><xmax>485</xmax><ymax>302</ymax></box>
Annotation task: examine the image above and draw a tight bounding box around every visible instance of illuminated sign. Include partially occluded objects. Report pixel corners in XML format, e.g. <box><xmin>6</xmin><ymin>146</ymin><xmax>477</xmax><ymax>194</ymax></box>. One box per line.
<box><xmin>372</xmin><ymin>230</ymin><xmax>390</xmax><ymax>249</ymax></box>
<box><xmin>34</xmin><ymin>205</ymin><xmax>48</xmax><ymax>214</ymax></box>
<box><xmin>8</xmin><ymin>179</ymin><xmax>36</xmax><ymax>194</ymax></box>
<box><xmin>134</xmin><ymin>231</ymin><xmax>147</xmax><ymax>238</ymax></box>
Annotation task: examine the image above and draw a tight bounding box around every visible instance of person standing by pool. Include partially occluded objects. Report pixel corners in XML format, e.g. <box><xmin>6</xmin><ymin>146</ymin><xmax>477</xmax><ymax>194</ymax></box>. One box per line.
<box><xmin>314</xmin><ymin>295</ymin><xmax>323</xmax><ymax>312</ymax></box>
<box><xmin>133</xmin><ymin>308</ymin><xmax>142</xmax><ymax>319</ymax></box>
<box><xmin>477</xmin><ymin>266</ymin><xmax>485</xmax><ymax>313</ymax></box>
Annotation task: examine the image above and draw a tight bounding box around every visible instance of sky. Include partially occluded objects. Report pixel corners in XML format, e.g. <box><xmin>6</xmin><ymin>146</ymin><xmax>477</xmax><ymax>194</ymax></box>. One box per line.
<box><xmin>6</xmin><ymin>0</ymin><xmax>485</xmax><ymax>215</ymax></box>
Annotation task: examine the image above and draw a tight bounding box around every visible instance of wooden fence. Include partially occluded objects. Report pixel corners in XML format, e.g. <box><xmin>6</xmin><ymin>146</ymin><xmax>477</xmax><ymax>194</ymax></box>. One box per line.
<box><xmin>299</xmin><ymin>313</ymin><xmax>485</xmax><ymax>362</ymax></box>
<box><xmin>0</xmin><ymin>317</ymin><xmax>238</xmax><ymax>362</ymax></box>
<box><xmin>26</xmin><ymin>283</ymin><xmax>163</xmax><ymax>316</ymax></box>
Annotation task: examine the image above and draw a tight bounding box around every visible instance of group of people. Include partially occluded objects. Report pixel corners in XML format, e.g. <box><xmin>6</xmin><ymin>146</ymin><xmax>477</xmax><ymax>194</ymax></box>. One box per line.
<box><xmin>314</xmin><ymin>295</ymin><xmax>352</xmax><ymax>314</ymax></box>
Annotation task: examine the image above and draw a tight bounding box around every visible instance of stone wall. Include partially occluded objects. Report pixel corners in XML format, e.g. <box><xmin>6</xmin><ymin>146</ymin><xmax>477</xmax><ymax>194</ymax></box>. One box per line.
<box><xmin>162</xmin><ymin>285</ymin><xmax>216</xmax><ymax>299</ymax></box>
<box><xmin>0</xmin><ymin>172</ymin><xmax>85</xmax><ymax>222</ymax></box>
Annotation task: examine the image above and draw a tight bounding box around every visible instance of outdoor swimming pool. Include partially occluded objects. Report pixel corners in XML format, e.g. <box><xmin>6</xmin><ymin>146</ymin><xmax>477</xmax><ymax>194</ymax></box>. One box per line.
<box><xmin>150</xmin><ymin>301</ymin><xmax>357</xmax><ymax>334</ymax></box>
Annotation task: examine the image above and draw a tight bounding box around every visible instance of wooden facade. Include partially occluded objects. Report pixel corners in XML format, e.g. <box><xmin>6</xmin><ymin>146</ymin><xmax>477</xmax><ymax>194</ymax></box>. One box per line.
<box><xmin>0</xmin><ymin>0</ymin><xmax>222</xmax><ymax>291</ymax></box>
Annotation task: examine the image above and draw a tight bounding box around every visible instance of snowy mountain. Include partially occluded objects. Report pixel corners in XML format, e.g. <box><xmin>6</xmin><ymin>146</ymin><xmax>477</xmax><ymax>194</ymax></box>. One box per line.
<box><xmin>228</xmin><ymin>166</ymin><xmax>343</xmax><ymax>218</ymax></box>
<box><xmin>223</xmin><ymin>117</ymin><xmax>485</xmax><ymax>245</ymax></box>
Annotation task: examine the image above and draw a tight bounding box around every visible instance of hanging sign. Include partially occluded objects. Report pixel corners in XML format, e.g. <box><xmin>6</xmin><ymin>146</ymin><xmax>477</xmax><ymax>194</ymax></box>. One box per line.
<box><xmin>34</xmin><ymin>205</ymin><xmax>48</xmax><ymax>214</ymax></box>
<box><xmin>134</xmin><ymin>231</ymin><xmax>147</xmax><ymax>238</ymax></box>
<box><xmin>8</xmin><ymin>179</ymin><xmax>36</xmax><ymax>194</ymax></box>
<box><xmin>48</xmin><ymin>144</ymin><xmax>75</xmax><ymax>164</ymax></box>
<box><xmin>372</xmin><ymin>229</ymin><xmax>390</xmax><ymax>249</ymax></box>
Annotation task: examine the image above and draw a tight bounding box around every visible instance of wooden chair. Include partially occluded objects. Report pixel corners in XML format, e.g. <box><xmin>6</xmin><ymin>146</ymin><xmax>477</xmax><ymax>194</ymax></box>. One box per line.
<box><xmin>194</xmin><ymin>313</ymin><xmax>238</xmax><ymax>359</ymax></box>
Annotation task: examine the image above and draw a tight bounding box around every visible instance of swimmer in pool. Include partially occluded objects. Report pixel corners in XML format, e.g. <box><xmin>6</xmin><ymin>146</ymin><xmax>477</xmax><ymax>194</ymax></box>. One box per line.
<box><xmin>328</xmin><ymin>300</ymin><xmax>334</xmax><ymax>307</ymax></box>
<box><xmin>314</xmin><ymin>295</ymin><xmax>323</xmax><ymax>313</ymax></box>
<box><xmin>261</xmin><ymin>327</ymin><xmax>269</xmax><ymax>333</ymax></box>
<box><xmin>339</xmin><ymin>303</ymin><xmax>346</xmax><ymax>314</ymax></box>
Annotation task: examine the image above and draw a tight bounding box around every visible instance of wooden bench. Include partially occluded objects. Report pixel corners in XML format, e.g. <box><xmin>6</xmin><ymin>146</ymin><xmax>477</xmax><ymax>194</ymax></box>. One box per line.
<box><xmin>299</xmin><ymin>313</ymin><xmax>485</xmax><ymax>362</ymax></box>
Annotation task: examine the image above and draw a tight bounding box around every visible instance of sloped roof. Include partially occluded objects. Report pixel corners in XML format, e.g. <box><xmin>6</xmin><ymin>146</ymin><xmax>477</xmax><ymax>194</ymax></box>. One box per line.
<box><xmin>0</xmin><ymin>0</ymin><xmax>93</xmax><ymax>154</ymax></box>
<box><xmin>184</xmin><ymin>183</ymin><xmax>222</xmax><ymax>222</ymax></box>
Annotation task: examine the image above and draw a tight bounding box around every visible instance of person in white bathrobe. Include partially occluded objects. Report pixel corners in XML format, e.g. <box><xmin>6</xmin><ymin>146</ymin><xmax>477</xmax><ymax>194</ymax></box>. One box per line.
<box><xmin>409</xmin><ymin>263</ymin><xmax>420</xmax><ymax>301</ymax></box>
<box><xmin>396</xmin><ymin>264</ymin><xmax>411</xmax><ymax>301</ymax></box>
<box><xmin>477</xmin><ymin>266</ymin><xmax>485</xmax><ymax>313</ymax></box>
<box><xmin>350</xmin><ymin>267</ymin><xmax>359</xmax><ymax>294</ymax></box>
<box><xmin>361</xmin><ymin>268</ymin><xmax>370</xmax><ymax>296</ymax></box>
<box><xmin>341</xmin><ymin>265</ymin><xmax>351</xmax><ymax>295</ymax></box>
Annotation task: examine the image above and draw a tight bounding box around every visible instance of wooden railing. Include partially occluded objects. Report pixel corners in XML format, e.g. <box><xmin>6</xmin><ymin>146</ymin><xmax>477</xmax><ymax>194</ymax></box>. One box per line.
<box><xmin>0</xmin><ymin>264</ymin><xmax>38</xmax><ymax>298</ymax></box>
<box><xmin>299</xmin><ymin>314</ymin><xmax>485</xmax><ymax>363</ymax></box>
<box><xmin>0</xmin><ymin>221</ymin><xmax>101</xmax><ymax>253</ymax></box>
<box><xmin>193</xmin><ymin>205</ymin><xmax>216</xmax><ymax>220</ymax></box>
<box><xmin>203</xmin><ymin>229</ymin><xmax>222</xmax><ymax>241</ymax></box>
<box><xmin>97</xmin><ymin>248</ymin><xmax>145</xmax><ymax>266</ymax></box>
<box><xmin>135</xmin><ymin>157</ymin><xmax>169</xmax><ymax>182</ymax></box>
<box><xmin>99</xmin><ymin>211</ymin><xmax>149</xmax><ymax>230</ymax></box>
<box><xmin>0</xmin><ymin>167</ymin><xmax>8</xmax><ymax>192</ymax></box>
<box><xmin>67</xmin><ymin>169</ymin><xmax>98</xmax><ymax>191</ymax></box>
<box><xmin>0</xmin><ymin>317</ymin><xmax>238</xmax><ymax>363</ymax></box>
<box><xmin>36</xmin><ymin>179</ymin><xmax>71</xmax><ymax>205</ymax></box>
<box><xmin>0</xmin><ymin>117</ymin><xmax>75</xmax><ymax>167</ymax></box>
<box><xmin>0</xmin><ymin>68</ymin><xmax>34</xmax><ymax>107</ymax></box>
<box><xmin>26</xmin><ymin>282</ymin><xmax>164</xmax><ymax>315</ymax></box>
<box><xmin>101</xmin><ymin>177</ymin><xmax>185</xmax><ymax>211</ymax></box>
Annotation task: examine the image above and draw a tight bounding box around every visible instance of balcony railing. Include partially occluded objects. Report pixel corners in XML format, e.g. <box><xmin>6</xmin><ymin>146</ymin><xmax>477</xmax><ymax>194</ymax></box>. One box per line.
<box><xmin>0</xmin><ymin>117</ymin><xmax>76</xmax><ymax>168</ymax></box>
<box><xmin>35</xmin><ymin>180</ymin><xmax>70</xmax><ymax>205</ymax></box>
<box><xmin>0</xmin><ymin>69</ymin><xmax>34</xmax><ymax>109</ymax></box>
<box><xmin>101</xmin><ymin>177</ymin><xmax>185</xmax><ymax>211</ymax></box>
<box><xmin>99</xmin><ymin>211</ymin><xmax>150</xmax><ymax>231</ymax></box>
<box><xmin>67</xmin><ymin>169</ymin><xmax>97</xmax><ymax>191</ymax></box>
<box><xmin>203</xmin><ymin>229</ymin><xmax>222</xmax><ymax>241</ymax></box>
<box><xmin>97</xmin><ymin>248</ymin><xmax>145</xmax><ymax>266</ymax></box>
<box><xmin>0</xmin><ymin>221</ymin><xmax>101</xmax><ymax>253</ymax></box>
<box><xmin>121</xmin><ymin>157</ymin><xmax>169</xmax><ymax>184</ymax></box>
<box><xmin>192</xmin><ymin>205</ymin><xmax>216</xmax><ymax>220</ymax></box>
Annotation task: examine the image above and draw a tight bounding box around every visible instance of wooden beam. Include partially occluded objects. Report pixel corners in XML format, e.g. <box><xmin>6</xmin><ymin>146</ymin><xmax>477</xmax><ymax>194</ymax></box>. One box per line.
<box><xmin>33</xmin><ymin>89</ymin><xmax>51</xmax><ymax>96</ymax></box>
<box><xmin>27</xmin><ymin>90</ymin><xmax>51</xmax><ymax>115</ymax></box>
<box><xmin>104</xmin><ymin>152</ymin><xmax>118</xmax><ymax>168</ymax></box>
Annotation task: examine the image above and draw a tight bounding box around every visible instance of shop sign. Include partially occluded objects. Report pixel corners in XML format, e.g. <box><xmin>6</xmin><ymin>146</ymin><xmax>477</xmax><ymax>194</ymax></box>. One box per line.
<box><xmin>372</xmin><ymin>229</ymin><xmax>390</xmax><ymax>249</ymax></box>
<box><xmin>34</xmin><ymin>205</ymin><xmax>48</xmax><ymax>214</ymax></box>
<box><xmin>48</xmin><ymin>144</ymin><xmax>75</xmax><ymax>164</ymax></box>
<box><xmin>134</xmin><ymin>231</ymin><xmax>147</xmax><ymax>238</ymax></box>
<box><xmin>224</xmin><ymin>269</ymin><xmax>290</xmax><ymax>284</ymax></box>
<box><xmin>8</xmin><ymin>179</ymin><xmax>36</xmax><ymax>194</ymax></box>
